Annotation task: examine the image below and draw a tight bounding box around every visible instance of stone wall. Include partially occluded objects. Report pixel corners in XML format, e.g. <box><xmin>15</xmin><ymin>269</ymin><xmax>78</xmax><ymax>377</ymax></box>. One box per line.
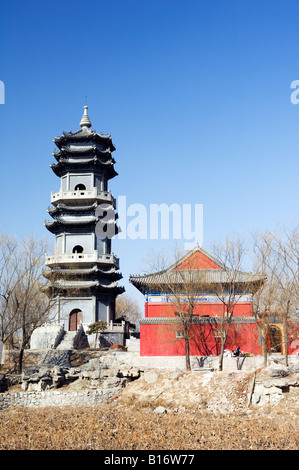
<box><xmin>0</xmin><ymin>388</ymin><xmax>120</xmax><ymax>410</ymax></box>
<box><xmin>0</xmin><ymin>350</ymin><xmax>141</xmax><ymax>410</ymax></box>
<box><xmin>251</xmin><ymin>364</ymin><xmax>299</xmax><ymax>406</ymax></box>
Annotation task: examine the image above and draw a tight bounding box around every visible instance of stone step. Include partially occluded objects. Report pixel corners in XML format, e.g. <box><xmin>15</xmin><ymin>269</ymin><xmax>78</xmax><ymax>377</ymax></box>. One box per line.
<box><xmin>56</xmin><ymin>331</ymin><xmax>77</xmax><ymax>350</ymax></box>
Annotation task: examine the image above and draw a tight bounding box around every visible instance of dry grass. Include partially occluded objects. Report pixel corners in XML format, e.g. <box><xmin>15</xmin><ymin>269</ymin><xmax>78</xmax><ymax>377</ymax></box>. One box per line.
<box><xmin>0</xmin><ymin>403</ymin><xmax>298</xmax><ymax>450</ymax></box>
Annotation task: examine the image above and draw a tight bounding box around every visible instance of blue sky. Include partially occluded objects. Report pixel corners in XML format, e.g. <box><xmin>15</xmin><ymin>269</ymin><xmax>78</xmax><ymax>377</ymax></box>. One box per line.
<box><xmin>0</xmin><ymin>0</ymin><xmax>298</xmax><ymax>308</ymax></box>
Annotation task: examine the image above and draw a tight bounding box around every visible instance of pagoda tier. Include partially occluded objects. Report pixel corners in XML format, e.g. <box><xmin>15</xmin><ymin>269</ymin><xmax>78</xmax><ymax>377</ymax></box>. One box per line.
<box><xmin>42</xmin><ymin>280</ymin><xmax>124</xmax><ymax>296</ymax></box>
<box><xmin>48</xmin><ymin>202</ymin><xmax>99</xmax><ymax>215</ymax></box>
<box><xmin>53</xmin><ymin>127</ymin><xmax>116</xmax><ymax>152</ymax></box>
<box><xmin>50</xmin><ymin>188</ymin><xmax>116</xmax><ymax>206</ymax></box>
<box><xmin>47</xmin><ymin>202</ymin><xmax>117</xmax><ymax>217</ymax></box>
<box><xmin>45</xmin><ymin>251</ymin><xmax>120</xmax><ymax>268</ymax></box>
<box><xmin>53</xmin><ymin>145</ymin><xmax>113</xmax><ymax>160</ymax></box>
<box><xmin>50</xmin><ymin>157</ymin><xmax>118</xmax><ymax>180</ymax></box>
<box><xmin>43</xmin><ymin>265</ymin><xmax>123</xmax><ymax>281</ymax></box>
<box><xmin>45</xmin><ymin>193</ymin><xmax>118</xmax><ymax>235</ymax></box>
<box><xmin>45</xmin><ymin>217</ymin><xmax>119</xmax><ymax>235</ymax></box>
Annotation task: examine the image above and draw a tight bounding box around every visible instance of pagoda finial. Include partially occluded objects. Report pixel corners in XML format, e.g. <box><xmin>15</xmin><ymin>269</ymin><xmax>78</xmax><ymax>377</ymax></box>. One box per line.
<box><xmin>80</xmin><ymin>105</ymin><xmax>92</xmax><ymax>128</ymax></box>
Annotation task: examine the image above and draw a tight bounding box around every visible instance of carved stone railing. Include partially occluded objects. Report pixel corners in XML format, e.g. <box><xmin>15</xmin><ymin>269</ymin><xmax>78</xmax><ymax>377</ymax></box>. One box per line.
<box><xmin>51</xmin><ymin>188</ymin><xmax>116</xmax><ymax>207</ymax></box>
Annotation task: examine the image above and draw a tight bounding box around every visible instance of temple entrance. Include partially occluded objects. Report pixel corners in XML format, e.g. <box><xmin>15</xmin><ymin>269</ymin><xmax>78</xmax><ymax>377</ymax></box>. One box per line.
<box><xmin>269</xmin><ymin>326</ymin><xmax>282</xmax><ymax>353</ymax></box>
<box><xmin>69</xmin><ymin>309</ymin><xmax>83</xmax><ymax>331</ymax></box>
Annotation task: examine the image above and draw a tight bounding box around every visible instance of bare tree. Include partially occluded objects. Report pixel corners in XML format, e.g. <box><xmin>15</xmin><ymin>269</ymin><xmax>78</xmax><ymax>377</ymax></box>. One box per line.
<box><xmin>115</xmin><ymin>294</ymin><xmax>142</xmax><ymax>330</ymax></box>
<box><xmin>251</xmin><ymin>232</ymin><xmax>274</xmax><ymax>367</ymax></box>
<box><xmin>0</xmin><ymin>232</ymin><xmax>21</xmax><ymax>348</ymax></box>
<box><xmin>210</xmin><ymin>235</ymin><xmax>262</xmax><ymax>371</ymax></box>
<box><xmin>143</xmin><ymin>247</ymin><xmax>211</xmax><ymax>371</ymax></box>
<box><xmin>252</xmin><ymin>224</ymin><xmax>299</xmax><ymax>366</ymax></box>
<box><xmin>0</xmin><ymin>232</ymin><xmax>52</xmax><ymax>372</ymax></box>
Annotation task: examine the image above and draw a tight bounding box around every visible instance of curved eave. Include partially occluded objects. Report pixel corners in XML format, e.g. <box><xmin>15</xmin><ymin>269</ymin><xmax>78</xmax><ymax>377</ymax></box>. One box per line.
<box><xmin>44</xmin><ymin>218</ymin><xmax>98</xmax><ymax>233</ymax></box>
<box><xmin>46</xmin><ymin>280</ymin><xmax>124</xmax><ymax>289</ymax></box>
<box><xmin>43</xmin><ymin>283</ymin><xmax>125</xmax><ymax>296</ymax></box>
<box><xmin>50</xmin><ymin>159</ymin><xmax>118</xmax><ymax>179</ymax></box>
<box><xmin>53</xmin><ymin>147</ymin><xmax>112</xmax><ymax>161</ymax></box>
<box><xmin>53</xmin><ymin>130</ymin><xmax>116</xmax><ymax>152</ymax></box>
<box><xmin>129</xmin><ymin>273</ymin><xmax>265</xmax><ymax>295</ymax></box>
<box><xmin>48</xmin><ymin>202</ymin><xmax>98</xmax><ymax>216</ymax></box>
<box><xmin>44</xmin><ymin>220</ymin><xmax>119</xmax><ymax>236</ymax></box>
<box><xmin>42</xmin><ymin>267</ymin><xmax>123</xmax><ymax>280</ymax></box>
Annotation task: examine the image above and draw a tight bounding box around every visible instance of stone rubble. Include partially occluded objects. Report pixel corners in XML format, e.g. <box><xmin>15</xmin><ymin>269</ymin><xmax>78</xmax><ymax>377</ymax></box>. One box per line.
<box><xmin>251</xmin><ymin>365</ymin><xmax>299</xmax><ymax>406</ymax></box>
<box><xmin>0</xmin><ymin>351</ymin><xmax>298</xmax><ymax>414</ymax></box>
<box><xmin>0</xmin><ymin>353</ymin><xmax>141</xmax><ymax>410</ymax></box>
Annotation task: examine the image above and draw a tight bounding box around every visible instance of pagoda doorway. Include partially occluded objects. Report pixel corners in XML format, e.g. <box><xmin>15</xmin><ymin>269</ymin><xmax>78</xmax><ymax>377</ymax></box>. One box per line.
<box><xmin>69</xmin><ymin>309</ymin><xmax>83</xmax><ymax>331</ymax></box>
<box><xmin>269</xmin><ymin>326</ymin><xmax>282</xmax><ymax>353</ymax></box>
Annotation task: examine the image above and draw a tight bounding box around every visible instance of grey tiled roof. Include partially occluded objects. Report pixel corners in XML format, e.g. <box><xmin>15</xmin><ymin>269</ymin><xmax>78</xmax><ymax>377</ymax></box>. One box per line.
<box><xmin>130</xmin><ymin>269</ymin><xmax>263</xmax><ymax>287</ymax></box>
<box><xmin>129</xmin><ymin>246</ymin><xmax>265</xmax><ymax>294</ymax></box>
<box><xmin>53</xmin><ymin>127</ymin><xmax>115</xmax><ymax>151</ymax></box>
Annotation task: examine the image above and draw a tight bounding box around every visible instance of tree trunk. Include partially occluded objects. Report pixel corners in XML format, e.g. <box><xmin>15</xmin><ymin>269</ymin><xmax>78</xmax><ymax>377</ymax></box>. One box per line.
<box><xmin>18</xmin><ymin>347</ymin><xmax>24</xmax><ymax>374</ymax></box>
<box><xmin>283</xmin><ymin>316</ymin><xmax>289</xmax><ymax>367</ymax></box>
<box><xmin>262</xmin><ymin>339</ymin><xmax>268</xmax><ymax>368</ymax></box>
<box><xmin>218</xmin><ymin>342</ymin><xmax>224</xmax><ymax>371</ymax></box>
<box><xmin>185</xmin><ymin>337</ymin><xmax>191</xmax><ymax>371</ymax></box>
<box><xmin>218</xmin><ymin>323</ymin><xmax>230</xmax><ymax>371</ymax></box>
<box><xmin>260</xmin><ymin>324</ymin><xmax>268</xmax><ymax>368</ymax></box>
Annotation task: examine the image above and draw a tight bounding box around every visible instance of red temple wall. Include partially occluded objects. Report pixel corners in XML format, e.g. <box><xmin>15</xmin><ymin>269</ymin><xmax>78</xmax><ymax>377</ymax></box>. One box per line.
<box><xmin>145</xmin><ymin>302</ymin><xmax>254</xmax><ymax>318</ymax></box>
<box><xmin>140</xmin><ymin>322</ymin><xmax>261</xmax><ymax>357</ymax></box>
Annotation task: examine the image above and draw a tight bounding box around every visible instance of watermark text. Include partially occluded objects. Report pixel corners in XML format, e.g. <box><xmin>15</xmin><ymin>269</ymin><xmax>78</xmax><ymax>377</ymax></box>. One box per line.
<box><xmin>95</xmin><ymin>196</ymin><xmax>203</xmax><ymax>250</ymax></box>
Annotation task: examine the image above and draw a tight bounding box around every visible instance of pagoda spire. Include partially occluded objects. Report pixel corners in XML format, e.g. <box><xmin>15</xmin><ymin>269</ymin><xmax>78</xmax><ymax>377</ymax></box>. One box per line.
<box><xmin>80</xmin><ymin>105</ymin><xmax>92</xmax><ymax>128</ymax></box>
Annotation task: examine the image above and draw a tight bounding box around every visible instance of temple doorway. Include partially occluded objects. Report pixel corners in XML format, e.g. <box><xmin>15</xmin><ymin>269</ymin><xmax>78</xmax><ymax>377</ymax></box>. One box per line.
<box><xmin>269</xmin><ymin>326</ymin><xmax>282</xmax><ymax>353</ymax></box>
<box><xmin>69</xmin><ymin>309</ymin><xmax>83</xmax><ymax>331</ymax></box>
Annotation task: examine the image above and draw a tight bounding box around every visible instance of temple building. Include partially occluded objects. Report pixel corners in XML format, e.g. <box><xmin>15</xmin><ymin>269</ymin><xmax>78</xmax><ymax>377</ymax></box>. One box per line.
<box><xmin>130</xmin><ymin>246</ymin><xmax>299</xmax><ymax>357</ymax></box>
<box><xmin>39</xmin><ymin>106</ymin><xmax>125</xmax><ymax>348</ymax></box>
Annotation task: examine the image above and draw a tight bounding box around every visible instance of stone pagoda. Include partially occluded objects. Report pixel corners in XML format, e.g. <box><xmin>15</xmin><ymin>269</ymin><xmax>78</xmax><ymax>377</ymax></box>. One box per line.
<box><xmin>40</xmin><ymin>106</ymin><xmax>125</xmax><ymax>349</ymax></box>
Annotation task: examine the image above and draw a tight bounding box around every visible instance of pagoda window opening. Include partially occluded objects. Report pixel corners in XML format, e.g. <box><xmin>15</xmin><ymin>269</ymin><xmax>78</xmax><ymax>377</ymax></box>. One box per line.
<box><xmin>74</xmin><ymin>184</ymin><xmax>86</xmax><ymax>191</ymax></box>
<box><xmin>73</xmin><ymin>245</ymin><xmax>84</xmax><ymax>254</ymax></box>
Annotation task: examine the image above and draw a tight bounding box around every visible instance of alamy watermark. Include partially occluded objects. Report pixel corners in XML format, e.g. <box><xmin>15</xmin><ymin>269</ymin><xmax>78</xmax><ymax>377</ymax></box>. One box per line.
<box><xmin>290</xmin><ymin>80</ymin><xmax>299</xmax><ymax>104</ymax></box>
<box><xmin>96</xmin><ymin>196</ymin><xmax>203</xmax><ymax>250</ymax></box>
<box><xmin>0</xmin><ymin>81</ymin><xmax>4</xmax><ymax>104</ymax></box>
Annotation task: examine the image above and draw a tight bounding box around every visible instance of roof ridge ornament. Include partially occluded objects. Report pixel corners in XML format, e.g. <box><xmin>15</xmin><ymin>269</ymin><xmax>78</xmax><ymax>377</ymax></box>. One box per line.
<box><xmin>80</xmin><ymin>105</ymin><xmax>92</xmax><ymax>128</ymax></box>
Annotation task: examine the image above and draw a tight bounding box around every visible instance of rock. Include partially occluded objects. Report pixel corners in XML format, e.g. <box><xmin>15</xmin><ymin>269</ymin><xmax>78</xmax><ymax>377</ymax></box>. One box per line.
<box><xmin>128</xmin><ymin>367</ymin><xmax>140</xmax><ymax>378</ymax></box>
<box><xmin>267</xmin><ymin>366</ymin><xmax>289</xmax><ymax>378</ymax></box>
<box><xmin>144</xmin><ymin>370</ymin><xmax>159</xmax><ymax>384</ymax></box>
<box><xmin>172</xmin><ymin>368</ymin><xmax>183</xmax><ymax>380</ymax></box>
<box><xmin>23</xmin><ymin>365</ymin><xmax>40</xmax><ymax>376</ymax></box>
<box><xmin>288</xmin><ymin>364</ymin><xmax>299</xmax><ymax>373</ymax></box>
<box><xmin>101</xmin><ymin>368</ymin><xmax>119</xmax><ymax>378</ymax></box>
<box><xmin>153</xmin><ymin>406</ymin><xmax>167</xmax><ymax>414</ymax></box>
<box><xmin>102</xmin><ymin>377</ymin><xmax>121</xmax><ymax>388</ymax></box>
<box><xmin>118</xmin><ymin>366</ymin><xmax>140</xmax><ymax>378</ymax></box>
<box><xmin>90</xmin><ymin>370</ymin><xmax>101</xmax><ymax>380</ymax></box>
